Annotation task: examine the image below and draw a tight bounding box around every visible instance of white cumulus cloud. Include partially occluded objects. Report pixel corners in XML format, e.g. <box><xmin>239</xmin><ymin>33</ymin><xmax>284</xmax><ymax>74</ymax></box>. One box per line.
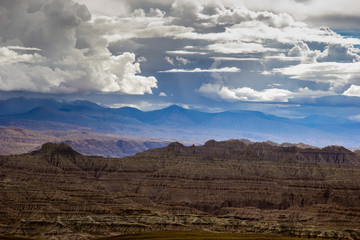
<box><xmin>343</xmin><ymin>85</ymin><xmax>360</xmax><ymax>97</ymax></box>
<box><xmin>271</xmin><ymin>62</ymin><xmax>360</xmax><ymax>89</ymax></box>
<box><xmin>0</xmin><ymin>47</ymin><xmax>43</xmax><ymax>64</ymax></box>
<box><xmin>199</xmin><ymin>83</ymin><xmax>294</xmax><ymax>102</ymax></box>
<box><xmin>199</xmin><ymin>83</ymin><xmax>334</xmax><ymax>102</ymax></box>
<box><xmin>165</xmin><ymin>56</ymin><xmax>174</xmax><ymax>65</ymax></box>
<box><xmin>0</xmin><ymin>0</ymin><xmax>157</xmax><ymax>94</ymax></box>
<box><xmin>3</xmin><ymin>0</ymin><xmax>360</xmax><ymax>103</ymax></box>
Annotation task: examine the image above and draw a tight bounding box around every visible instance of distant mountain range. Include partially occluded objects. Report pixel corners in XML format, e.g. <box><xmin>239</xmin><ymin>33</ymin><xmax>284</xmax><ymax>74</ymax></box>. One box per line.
<box><xmin>1</xmin><ymin>97</ymin><xmax>360</xmax><ymax>147</ymax></box>
<box><xmin>0</xmin><ymin>126</ymin><xmax>171</xmax><ymax>157</ymax></box>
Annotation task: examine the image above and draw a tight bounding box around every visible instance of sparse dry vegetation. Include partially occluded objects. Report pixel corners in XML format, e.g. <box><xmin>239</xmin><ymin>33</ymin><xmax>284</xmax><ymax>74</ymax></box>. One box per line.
<box><xmin>98</xmin><ymin>231</ymin><xmax>329</xmax><ymax>240</ymax></box>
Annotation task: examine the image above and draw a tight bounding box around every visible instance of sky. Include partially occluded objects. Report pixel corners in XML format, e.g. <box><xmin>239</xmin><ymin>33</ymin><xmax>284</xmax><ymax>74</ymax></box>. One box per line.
<box><xmin>1</xmin><ymin>0</ymin><xmax>360</xmax><ymax>118</ymax></box>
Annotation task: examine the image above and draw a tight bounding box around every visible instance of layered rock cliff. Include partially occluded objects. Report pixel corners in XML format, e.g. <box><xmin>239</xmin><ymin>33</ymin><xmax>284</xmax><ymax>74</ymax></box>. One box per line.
<box><xmin>1</xmin><ymin>140</ymin><xmax>360</xmax><ymax>239</ymax></box>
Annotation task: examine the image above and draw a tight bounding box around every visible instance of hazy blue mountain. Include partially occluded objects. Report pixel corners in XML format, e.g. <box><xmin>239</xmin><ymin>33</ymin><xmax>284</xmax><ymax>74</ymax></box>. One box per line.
<box><xmin>300</xmin><ymin>114</ymin><xmax>353</xmax><ymax>125</ymax></box>
<box><xmin>0</xmin><ymin>97</ymin><xmax>63</xmax><ymax>114</ymax></box>
<box><xmin>110</xmin><ymin>106</ymin><xmax>144</xmax><ymax>119</ymax></box>
<box><xmin>141</xmin><ymin>105</ymin><xmax>210</xmax><ymax>125</ymax></box>
<box><xmin>13</xmin><ymin>106</ymin><xmax>91</xmax><ymax>122</ymax></box>
<box><xmin>0</xmin><ymin>97</ymin><xmax>360</xmax><ymax>147</ymax></box>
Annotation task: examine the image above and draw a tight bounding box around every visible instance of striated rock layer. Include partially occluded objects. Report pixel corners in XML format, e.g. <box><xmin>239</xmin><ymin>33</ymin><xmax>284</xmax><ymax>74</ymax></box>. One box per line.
<box><xmin>1</xmin><ymin>140</ymin><xmax>360</xmax><ymax>239</ymax></box>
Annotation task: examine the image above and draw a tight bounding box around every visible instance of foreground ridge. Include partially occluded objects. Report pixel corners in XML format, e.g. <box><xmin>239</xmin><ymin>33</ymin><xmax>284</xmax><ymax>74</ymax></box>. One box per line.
<box><xmin>141</xmin><ymin>139</ymin><xmax>360</xmax><ymax>165</ymax></box>
<box><xmin>0</xmin><ymin>140</ymin><xmax>360</xmax><ymax>239</ymax></box>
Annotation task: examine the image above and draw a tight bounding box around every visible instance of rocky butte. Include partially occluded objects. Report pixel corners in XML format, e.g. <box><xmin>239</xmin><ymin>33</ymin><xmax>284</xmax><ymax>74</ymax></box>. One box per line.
<box><xmin>1</xmin><ymin>140</ymin><xmax>360</xmax><ymax>239</ymax></box>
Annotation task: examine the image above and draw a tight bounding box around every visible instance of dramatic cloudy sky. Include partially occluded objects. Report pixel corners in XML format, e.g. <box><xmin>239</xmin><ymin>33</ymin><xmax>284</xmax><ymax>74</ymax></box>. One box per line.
<box><xmin>1</xmin><ymin>0</ymin><xmax>360</xmax><ymax>118</ymax></box>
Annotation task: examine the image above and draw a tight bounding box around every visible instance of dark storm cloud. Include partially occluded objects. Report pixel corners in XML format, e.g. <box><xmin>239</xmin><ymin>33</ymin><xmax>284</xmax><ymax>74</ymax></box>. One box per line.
<box><xmin>308</xmin><ymin>15</ymin><xmax>360</xmax><ymax>31</ymax></box>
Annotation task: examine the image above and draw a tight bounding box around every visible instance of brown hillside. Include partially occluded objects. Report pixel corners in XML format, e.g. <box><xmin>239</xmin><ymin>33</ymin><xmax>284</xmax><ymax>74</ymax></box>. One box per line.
<box><xmin>0</xmin><ymin>140</ymin><xmax>360</xmax><ymax>239</ymax></box>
